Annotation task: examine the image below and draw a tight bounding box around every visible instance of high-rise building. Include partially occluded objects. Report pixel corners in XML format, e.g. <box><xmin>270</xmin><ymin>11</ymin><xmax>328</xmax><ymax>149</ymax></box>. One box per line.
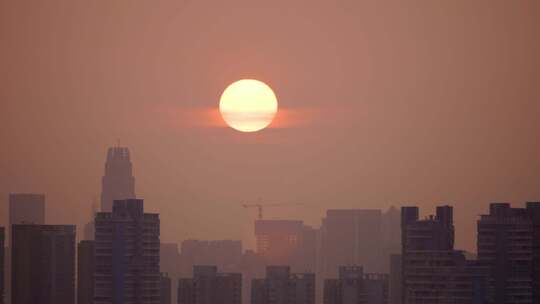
<box><xmin>11</xmin><ymin>224</ymin><xmax>76</xmax><ymax>304</ymax></box>
<box><xmin>94</xmin><ymin>199</ymin><xmax>160</xmax><ymax>304</ymax></box>
<box><xmin>78</xmin><ymin>240</ymin><xmax>95</xmax><ymax>304</ymax></box>
<box><xmin>402</xmin><ymin>206</ymin><xmax>488</xmax><ymax>304</ymax></box>
<box><xmin>0</xmin><ymin>227</ymin><xmax>4</xmax><ymax>304</ymax></box>
<box><xmin>100</xmin><ymin>147</ymin><xmax>136</xmax><ymax>212</ymax></box>
<box><xmin>177</xmin><ymin>265</ymin><xmax>242</xmax><ymax>304</ymax></box>
<box><xmin>160</xmin><ymin>273</ymin><xmax>171</xmax><ymax>304</ymax></box>
<box><xmin>251</xmin><ymin>266</ymin><xmax>315</xmax><ymax>304</ymax></box>
<box><xmin>323</xmin><ymin>266</ymin><xmax>388</xmax><ymax>304</ymax></box>
<box><xmin>477</xmin><ymin>202</ymin><xmax>540</xmax><ymax>304</ymax></box>
<box><xmin>320</xmin><ymin>210</ymin><xmax>383</xmax><ymax>277</ymax></box>
<box><xmin>7</xmin><ymin>193</ymin><xmax>46</xmax><ymax>304</ymax></box>
<box><xmin>388</xmin><ymin>254</ymin><xmax>402</xmax><ymax>304</ymax></box>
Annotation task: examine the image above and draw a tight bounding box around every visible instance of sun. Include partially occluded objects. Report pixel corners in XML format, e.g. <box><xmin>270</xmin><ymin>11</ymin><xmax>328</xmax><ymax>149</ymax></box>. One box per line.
<box><xmin>219</xmin><ymin>79</ymin><xmax>278</xmax><ymax>132</ymax></box>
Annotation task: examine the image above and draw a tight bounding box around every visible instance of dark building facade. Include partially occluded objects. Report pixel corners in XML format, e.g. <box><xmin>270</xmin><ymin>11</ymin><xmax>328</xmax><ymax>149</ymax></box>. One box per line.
<box><xmin>6</xmin><ymin>193</ymin><xmax>46</xmax><ymax>304</ymax></box>
<box><xmin>402</xmin><ymin>206</ymin><xmax>488</xmax><ymax>304</ymax></box>
<box><xmin>11</xmin><ymin>224</ymin><xmax>75</xmax><ymax>304</ymax></box>
<box><xmin>477</xmin><ymin>202</ymin><xmax>540</xmax><ymax>304</ymax></box>
<box><xmin>100</xmin><ymin>146</ymin><xmax>136</xmax><ymax>212</ymax></box>
<box><xmin>251</xmin><ymin>266</ymin><xmax>315</xmax><ymax>304</ymax></box>
<box><xmin>177</xmin><ymin>265</ymin><xmax>242</xmax><ymax>304</ymax></box>
<box><xmin>78</xmin><ymin>240</ymin><xmax>95</xmax><ymax>304</ymax></box>
<box><xmin>94</xmin><ymin>199</ymin><xmax>160</xmax><ymax>304</ymax></box>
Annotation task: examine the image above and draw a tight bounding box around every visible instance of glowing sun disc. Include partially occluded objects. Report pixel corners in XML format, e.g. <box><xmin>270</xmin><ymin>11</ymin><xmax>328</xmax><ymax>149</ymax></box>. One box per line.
<box><xmin>219</xmin><ymin>79</ymin><xmax>278</xmax><ymax>132</ymax></box>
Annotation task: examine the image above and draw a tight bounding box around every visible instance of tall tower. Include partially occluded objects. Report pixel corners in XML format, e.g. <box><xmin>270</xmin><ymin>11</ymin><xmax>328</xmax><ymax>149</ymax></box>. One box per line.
<box><xmin>100</xmin><ymin>147</ymin><xmax>136</xmax><ymax>212</ymax></box>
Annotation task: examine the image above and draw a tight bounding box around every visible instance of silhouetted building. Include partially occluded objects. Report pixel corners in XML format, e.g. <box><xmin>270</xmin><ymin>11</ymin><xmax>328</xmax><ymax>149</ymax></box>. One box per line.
<box><xmin>78</xmin><ymin>240</ymin><xmax>95</xmax><ymax>304</ymax></box>
<box><xmin>7</xmin><ymin>194</ymin><xmax>46</xmax><ymax>304</ymax></box>
<box><xmin>388</xmin><ymin>255</ymin><xmax>402</xmax><ymax>304</ymax></box>
<box><xmin>177</xmin><ymin>265</ymin><xmax>242</xmax><ymax>304</ymax></box>
<box><xmin>324</xmin><ymin>266</ymin><xmax>388</xmax><ymax>304</ymax></box>
<box><xmin>161</xmin><ymin>273</ymin><xmax>171</xmax><ymax>304</ymax></box>
<box><xmin>477</xmin><ymin>202</ymin><xmax>540</xmax><ymax>304</ymax></box>
<box><xmin>100</xmin><ymin>146</ymin><xmax>136</xmax><ymax>212</ymax></box>
<box><xmin>320</xmin><ymin>210</ymin><xmax>383</xmax><ymax>277</ymax></box>
<box><xmin>161</xmin><ymin>243</ymin><xmax>181</xmax><ymax>303</ymax></box>
<box><xmin>381</xmin><ymin>207</ymin><xmax>401</xmax><ymax>272</ymax></box>
<box><xmin>11</xmin><ymin>224</ymin><xmax>75</xmax><ymax>304</ymax></box>
<box><xmin>251</xmin><ymin>266</ymin><xmax>315</xmax><ymax>304</ymax></box>
<box><xmin>402</xmin><ymin>206</ymin><xmax>488</xmax><ymax>304</ymax></box>
<box><xmin>0</xmin><ymin>227</ymin><xmax>4</xmax><ymax>304</ymax></box>
<box><xmin>94</xmin><ymin>199</ymin><xmax>160</xmax><ymax>304</ymax></box>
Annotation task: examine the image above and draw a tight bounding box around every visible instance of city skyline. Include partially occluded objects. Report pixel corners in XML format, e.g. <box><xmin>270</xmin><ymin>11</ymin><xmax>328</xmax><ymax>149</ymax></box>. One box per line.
<box><xmin>1</xmin><ymin>1</ymin><xmax>539</xmax><ymax>303</ymax></box>
<box><xmin>2</xmin><ymin>1</ymin><xmax>540</xmax><ymax>253</ymax></box>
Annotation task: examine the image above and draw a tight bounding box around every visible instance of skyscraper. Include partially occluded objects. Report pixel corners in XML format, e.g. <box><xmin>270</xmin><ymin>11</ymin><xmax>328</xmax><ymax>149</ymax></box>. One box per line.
<box><xmin>100</xmin><ymin>146</ymin><xmax>136</xmax><ymax>212</ymax></box>
<box><xmin>251</xmin><ymin>266</ymin><xmax>315</xmax><ymax>304</ymax></box>
<box><xmin>11</xmin><ymin>224</ymin><xmax>76</xmax><ymax>304</ymax></box>
<box><xmin>78</xmin><ymin>240</ymin><xmax>95</xmax><ymax>304</ymax></box>
<box><xmin>320</xmin><ymin>209</ymin><xmax>383</xmax><ymax>278</ymax></box>
<box><xmin>94</xmin><ymin>199</ymin><xmax>160</xmax><ymax>304</ymax></box>
<box><xmin>402</xmin><ymin>206</ymin><xmax>488</xmax><ymax>304</ymax></box>
<box><xmin>477</xmin><ymin>202</ymin><xmax>540</xmax><ymax>304</ymax></box>
<box><xmin>177</xmin><ymin>265</ymin><xmax>242</xmax><ymax>304</ymax></box>
<box><xmin>7</xmin><ymin>193</ymin><xmax>46</xmax><ymax>304</ymax></box>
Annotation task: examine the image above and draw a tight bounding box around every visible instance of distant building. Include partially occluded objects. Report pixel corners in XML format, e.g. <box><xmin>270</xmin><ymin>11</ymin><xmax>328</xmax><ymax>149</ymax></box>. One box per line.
<box><xmin>388</xmin><ymin>254</ymin><xmax>401</xmax><ymax>304</ymax></box>
<box><xmin>323</xmin><ymin>266</ymin><xmax>388</xmax><ymax>304</ymax></box>
<box><xmin>0</xmin><ymin>227</ymin><xmax>4</xmax><ymax>304</ymax></box>
<box><xmin>78</xmin><ymin>240</ymin><xmax>95</xmax><ymax>304</ymax></box>
<box><xmin>100</xmin><ymin>146</ymin><xmax>136</xmax><ymax>212</ymax></box>
<box><xmin>161</xmin><ymin>243</ymin><xmax>181</xmax><ymax>303</ymax></box>
<box><xmin>11</xmin><ymin>224</ymin><xmax>76</xmax><ymax>304</ymax></box>
<box><xmin>477</xmin><ymin>202</ymin><xmax>540</xmax><ymax>304</ymax></box>
<box><xmin>7</xmin><ymin>193</ymin><xmax>46</xmax><ymax>304</ymax></box>
<box><xmin>180</xmin><ymin>240</ymin><xmax>242</xmax><ymax>274</ymax></box>
<box><xmin>254</xmin><ymin>220</ymin><xmax>317</xmax><ymax>272</ymax></box>
<box><xmin>320</xmin><ymin>210</ymin><xmax>383</xmax><ymax>277</ymax></box>
<box><xmin>177</xmin><ymin>265</ymin><xmax>242</xmax><ymax>304</ymax></box>
<box><xmin>251</xmin><ymin>266</ymin><xmax>315</xmax><ymax>304</ymax></box>
<box><xmin>94</xmin><ymin>199</ymin><xmax>160</xmax><ymax>304</ymax></box>
<box><xmin>9</xmin><ymin>194</ymin><xmax>46</xmax><ymax>230</ymax></box>
<box><xmin>402</xmin><ymin>206</ymin><xmax>488</xmax><ymax>304</ymax></box>
<box><xmin>161</xmin><ymin>273</ymin><xmax>171</xmax><ymax>304</ymax></box>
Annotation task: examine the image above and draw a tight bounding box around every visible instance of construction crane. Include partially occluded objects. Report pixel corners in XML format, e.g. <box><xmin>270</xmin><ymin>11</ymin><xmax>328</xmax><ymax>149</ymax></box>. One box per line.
<box><xmin>242</xmin><ymin>202</ymin><xmax>305</xmax><ymax>220</ymax></box>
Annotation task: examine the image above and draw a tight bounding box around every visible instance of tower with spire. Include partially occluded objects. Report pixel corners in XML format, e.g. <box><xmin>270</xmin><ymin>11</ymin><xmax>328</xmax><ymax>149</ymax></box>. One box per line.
<box><xmin>100</xmin><ymin>146</ymin><xmax>136</xmax><ymax>212</ymax></box>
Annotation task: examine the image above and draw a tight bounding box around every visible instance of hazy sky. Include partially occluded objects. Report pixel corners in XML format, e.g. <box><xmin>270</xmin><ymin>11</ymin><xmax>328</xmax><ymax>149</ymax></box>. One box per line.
<box><xmin>1</xmin><ymin>0</ymin><xmax>539</xmax><ymax>251</ymax></box>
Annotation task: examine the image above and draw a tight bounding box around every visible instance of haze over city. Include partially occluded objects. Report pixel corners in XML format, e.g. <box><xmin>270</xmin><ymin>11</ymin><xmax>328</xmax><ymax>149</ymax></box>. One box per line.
<box><xmin>1</xmin><ymin>1</ymin><xmax>539</xmax><ymax>304</ymax></box>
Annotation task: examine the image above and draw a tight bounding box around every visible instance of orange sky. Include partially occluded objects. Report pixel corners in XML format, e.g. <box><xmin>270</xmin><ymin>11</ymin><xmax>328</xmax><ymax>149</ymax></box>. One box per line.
<box><xmin>1</xmin><ymin>0</ymin><xmax>539</xmax><ymax>251</ymax></box>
